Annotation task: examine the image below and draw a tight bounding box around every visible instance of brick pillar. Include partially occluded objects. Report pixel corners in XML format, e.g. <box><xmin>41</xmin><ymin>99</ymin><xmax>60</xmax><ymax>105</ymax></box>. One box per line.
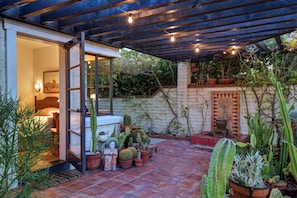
<box><xmin>177</xmin><ymin>61</ymin><xmax>191</xmax><ymax>135</ymax></box>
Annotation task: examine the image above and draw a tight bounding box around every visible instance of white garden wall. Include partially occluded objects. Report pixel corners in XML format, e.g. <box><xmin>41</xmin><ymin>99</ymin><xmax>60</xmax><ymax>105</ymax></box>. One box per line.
<box><xmin>113</xmin><ymin>86</ymin><xmax>260</xmax><ymax>135</ymax></box>
<box><xmin>112</xmin><ymin>62</ymin><xmax>297</xmax><ymax>136</ymax></box>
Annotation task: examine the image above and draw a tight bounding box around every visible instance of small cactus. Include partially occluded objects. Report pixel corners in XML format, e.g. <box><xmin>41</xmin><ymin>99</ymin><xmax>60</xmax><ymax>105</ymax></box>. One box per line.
<box><xmin>119</xmin><ymin>148</ymin><xmax>133</xmax><ymax>161</ymax></box>
<box><xmin>128</xmin><ymin>137</ymin><xmax>134</xmax><ymax>147</ymax></box>
<box><xmin>123</xmin><ymin>114</ymin><xmax>132</xmax><ymax>125</ymax></box>
<box><xmin>128</xmin><ymin>147</ymin><xmax>137</xmax><ymax>158</ymax></box>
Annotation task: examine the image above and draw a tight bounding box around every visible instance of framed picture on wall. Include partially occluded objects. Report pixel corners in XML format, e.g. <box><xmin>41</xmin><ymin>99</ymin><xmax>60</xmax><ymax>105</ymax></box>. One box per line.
<box><xmin>43</xmin><ymin>70</ymin><xmax>59</xmax><ymax>93</ymax></box>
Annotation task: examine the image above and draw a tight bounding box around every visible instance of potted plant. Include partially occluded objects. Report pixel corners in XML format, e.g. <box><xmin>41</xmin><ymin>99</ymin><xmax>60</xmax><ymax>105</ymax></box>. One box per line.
<box><xmin>205</xmin><ymin>60</ymin><xmax>219</xmax><ymax>86</ymax></box>
<box><xmin>201</xmin><ymin>138</ymin><xmax>236</xmax><ymax>198</ymax></box>
<box><xmin>118</xmin><ymin>148</ymin><xmax>133</xmax><ymax>169</ymax></box>
<box><xmin>229</xmin><ymin>151</ymin><xmax>270</xmax><ymax>198</ymax></box>
<box><xmin>218</xmin><ymin>59</ymin><xmax>237</xmax><ymax>84</ymax></box>
<box><xmin>133</xmin><ymin>148</ymin><xmax>143</xmax><ymax>167</ymax></box>
<box><xmin>137</xmin><ymin>132</ymin><xmax>151</xmax><ymax>162</ymax></box>
<box><xmin>86</xmin><ymin>99</ymin><xmax>101</xmax><ymax>170</ymax></box>
<box><xmin>120</xmin><ymin>114</ymin><xmax>134</xmax><ymax>132</ymax></box>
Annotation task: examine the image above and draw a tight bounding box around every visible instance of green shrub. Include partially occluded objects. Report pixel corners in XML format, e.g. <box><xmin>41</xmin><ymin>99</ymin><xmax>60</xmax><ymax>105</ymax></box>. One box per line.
<box><xmin>0</xmin><ymin>90</ymin><xmax>50</xmax><ymax>197</ymax></box>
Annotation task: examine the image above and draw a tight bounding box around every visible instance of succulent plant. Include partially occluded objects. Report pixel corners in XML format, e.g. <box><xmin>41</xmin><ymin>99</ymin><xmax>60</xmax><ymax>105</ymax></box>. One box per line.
<box><xmin>230</xmin><ymin>151</ymin><xmax>266</xmax><ymax>188</ymax></box>
<box><xmin>127</xmin><ymin>147</ymin><xmax>137</xmax><ymax>158</ymax></box>
<box><xmin>119</xmin><ymin>148</ymin><xmax>133</xmax><ymax>161</ymax></box>
<box><xmin>128</xmin><ymin>137</ymin><xmax>134</xmax><ymax>147</ymax></box>
<box><xmin>123</xmin><ymin>114</ymin><xmax>132</xmax><ymax>125</ymax></box>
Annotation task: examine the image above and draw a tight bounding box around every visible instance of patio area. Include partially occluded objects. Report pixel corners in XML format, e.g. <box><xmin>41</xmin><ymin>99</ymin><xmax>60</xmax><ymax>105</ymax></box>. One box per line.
<box><xmin>33</xmin><ymin>139</ymin><xmax>211</xmax><ymax>198</ymax></box>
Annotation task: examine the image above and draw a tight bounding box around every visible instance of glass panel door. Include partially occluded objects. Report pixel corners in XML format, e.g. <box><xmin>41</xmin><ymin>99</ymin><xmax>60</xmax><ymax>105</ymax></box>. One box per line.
<box><xmin>64</xmin><ymin>32</ymin><xmax>86</xmax><ymax>174</ymax></box>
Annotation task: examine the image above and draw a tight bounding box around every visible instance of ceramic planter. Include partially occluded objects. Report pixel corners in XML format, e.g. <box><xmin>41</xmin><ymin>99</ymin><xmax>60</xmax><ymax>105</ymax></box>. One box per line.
<box><xmin>207</xmin><ymin>78</ymin><xmax>217</xmax><ymax>86</ymax></box>
<box><xmin>141</xmin><ymin>150</ymin><xmax>150</xmax><ymax>162</ymax></box>
<box><xmin>119</xmin><ymin>159</ymin><xmax>132</xmax><ymax>169</ymax></box>
<box><xmin>230</xmin><ymin>180</ymin><xmax>270</xmax><ymax>198</ymax></box>
<box><xmin>133</xmin><ymin>158</ymin><xmax>143</xmax><ymax>167</ymax></box>
<box><xmin>86</xmin><ymin>152</ymin><xmax>101</xmax><ymax>170</ymax></box>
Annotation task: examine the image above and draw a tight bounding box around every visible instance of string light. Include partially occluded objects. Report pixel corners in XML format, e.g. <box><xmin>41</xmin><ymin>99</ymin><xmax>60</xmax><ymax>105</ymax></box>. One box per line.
<box><xmin>128</xmin><ymin>13</ymin><xmax>133</xmax><ymax>23</ymax></box>
<box><xmin>231</xmin><ymin>48</ymin><xmax>236</xmax><ymax>55</ymax></box>
<box><xmin>195</xmin><ymin>46</ymin><xmax>199</xmax><ymax>53</ymax></box>
<box><xmin>170</xmin><ymin>35</ymin><xmax>175</xmax><ymax>42</ymax></box>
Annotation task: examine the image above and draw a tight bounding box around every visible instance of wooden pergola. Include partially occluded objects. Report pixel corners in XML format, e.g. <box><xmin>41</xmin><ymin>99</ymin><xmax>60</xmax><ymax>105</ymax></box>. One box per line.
<box><xmin>1</xmin><ymin>0</ymin><xmax>296</xmax><ymax>61</ymax></box>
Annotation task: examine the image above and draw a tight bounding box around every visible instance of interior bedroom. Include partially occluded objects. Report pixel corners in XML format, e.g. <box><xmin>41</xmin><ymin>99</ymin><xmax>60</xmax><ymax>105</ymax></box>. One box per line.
<box><xmin>17</xmin><ymin>35</ymin><xmax>61</xmax><ymax>170</ymax></box>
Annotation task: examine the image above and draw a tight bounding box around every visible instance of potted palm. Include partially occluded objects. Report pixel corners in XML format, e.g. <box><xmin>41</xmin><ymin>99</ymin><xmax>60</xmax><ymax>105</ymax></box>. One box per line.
<box><xmin>86</xmin><ymin>99</ymin><xmax>101</xmax><ymax>170</ymax></box>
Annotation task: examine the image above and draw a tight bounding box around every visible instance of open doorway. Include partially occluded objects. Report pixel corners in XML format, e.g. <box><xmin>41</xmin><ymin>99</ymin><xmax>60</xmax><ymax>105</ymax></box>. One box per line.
<box><xmin>17</xmin><ymin>35</ymin><xmax>61</xmax><ymax>170</ymax></box>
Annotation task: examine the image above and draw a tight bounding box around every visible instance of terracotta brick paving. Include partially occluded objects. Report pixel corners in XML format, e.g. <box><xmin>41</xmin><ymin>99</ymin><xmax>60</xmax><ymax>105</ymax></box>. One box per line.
<box><xmin>33</xmin><ymin>139</ymin><xmax>211</xmax><ymax>198</ymax></box>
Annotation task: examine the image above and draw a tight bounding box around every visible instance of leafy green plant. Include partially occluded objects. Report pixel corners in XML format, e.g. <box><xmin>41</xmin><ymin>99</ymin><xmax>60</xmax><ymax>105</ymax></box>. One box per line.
<box><xmin>201</xmin><ymin>138</ymin><xmax>236</xmax><ymax>198</ymax></box>
<box><xmin>245</xmin><ymin>113</ymin><xmax>274</xmax><ymax>151</ymax></box>
<box><xmin>0</xmin><ymin>91</ymin><xmax>50</xmax><ymax>197</ymax></box>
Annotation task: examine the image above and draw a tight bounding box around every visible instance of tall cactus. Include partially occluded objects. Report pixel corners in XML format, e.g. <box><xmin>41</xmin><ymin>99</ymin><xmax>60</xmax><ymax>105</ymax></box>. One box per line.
<box><xmin>90</xmin><ymin>99</ymin><xmax>97</xmax><ymax>153</ymax></box>
<box><xmin>270</xmin><ymin>72</ymin><xmax>297</xmax><ymax>181</ymax></box>
<box><xmin>201</xmin><ymin>138</ymin><xmax>236</xmax><ymax>198</ymax></box>
<box><xmin>123</xmin><ymin>114</ymin><xmax>132</xmax><ymax>125</ymax></box>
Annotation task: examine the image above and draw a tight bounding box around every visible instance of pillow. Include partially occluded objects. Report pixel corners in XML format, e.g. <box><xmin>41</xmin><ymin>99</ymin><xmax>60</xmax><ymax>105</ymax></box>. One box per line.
<box><xmin>36</xmin><ymin>107</ymin><xmax>59</xmax><ymax>116</ymax></box>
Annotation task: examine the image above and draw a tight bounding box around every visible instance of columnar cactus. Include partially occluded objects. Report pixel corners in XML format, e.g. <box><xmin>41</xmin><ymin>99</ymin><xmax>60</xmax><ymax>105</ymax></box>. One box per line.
<box><xmin>201</xmin><ymin>138</ymin><xmax>236</xmax><ymax>198</ymax></box>
<box><xmin>90</xmin><ymin>99</ymin><xmax>97</xmax><ymax>153</ymax></box>
<box><xmin>123</xmin><ymin>114</ymin><xmax>132</xmax><ymax>125</ymax></box>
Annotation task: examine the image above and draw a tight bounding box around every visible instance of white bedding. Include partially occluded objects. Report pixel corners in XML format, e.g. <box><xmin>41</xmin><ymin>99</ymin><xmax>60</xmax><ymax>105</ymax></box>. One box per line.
<box><xmin>34</xmin><ymin>115</ymin><xmax>53</xmax><ymax>128</ymax></box>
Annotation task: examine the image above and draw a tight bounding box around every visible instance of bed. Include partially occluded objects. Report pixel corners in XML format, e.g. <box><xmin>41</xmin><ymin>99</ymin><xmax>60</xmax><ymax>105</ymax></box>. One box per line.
<box><xmin>34</xmin><ymin>96</ymin><xmax>60</xmax><ymax>130</ymax></box>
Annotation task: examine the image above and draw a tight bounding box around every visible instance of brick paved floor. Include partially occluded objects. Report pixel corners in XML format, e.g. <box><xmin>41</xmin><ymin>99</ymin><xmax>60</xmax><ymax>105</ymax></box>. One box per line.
<box><xmin>33</xmin><ymin>139</ymin><xmax>211</xmax><ymax>198</ymax></box>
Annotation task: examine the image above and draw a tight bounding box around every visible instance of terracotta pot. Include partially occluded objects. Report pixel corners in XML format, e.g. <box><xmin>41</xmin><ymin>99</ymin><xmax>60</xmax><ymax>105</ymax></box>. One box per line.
<box><xmin>230</xmin><ymin>180</ymin><xmax>270</xmax><ymax>198</ymax></box>
<box><xmin>141</xmin><ymin>150</ymin><xmax>150</xmax><ymax>162</ymax></box>
<box><xmin>198</xmin><ymin>79</ymin><xmax>205</xmax><ymax>86</ymax></box>
<box><xmin>86</xmin><ymin>152</ymin><xmax>101</xmax><ymax>170</ymax></box>
<box><xmin>120</xmin><ymin>125</ymin><xmax>134</xmax><ymax>132</ymax></box>
<box><xmin>207</xmin><ymin>78</ymin><xmax>217</xmax><ymax>86</ymax></box>
<box><xmin>219</xmin><ymin>78</ymin><xmax>235</xmax><ymax>84</ymax></box>
<box><xmin>119</xmin><ymin>159</ymin><xmax>132</xmax><ymax>169</ymax></box>
<box><xmin>133</xmin><ymin>158</ymin><xmax>143</xmax><ymax>167</ymax></box>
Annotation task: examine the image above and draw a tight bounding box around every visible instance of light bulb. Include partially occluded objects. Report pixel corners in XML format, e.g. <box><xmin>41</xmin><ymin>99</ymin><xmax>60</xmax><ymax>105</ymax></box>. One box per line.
<box><xmin>231</xmin><ymin>48</ymin><xmax>236</xmax><ymax>55</ymax></box>
<box><xmin>128</xmin><ymin>14</ymin><xmax>133</xmax><ymax>23</ymax></box>
<box><xmin>195</xmin><ymin>46</ymin><xmax>199</xmax><ymax>53</ymax></box>
<box><xmin>170</xmin><ymin>35</ymin><xmax>175</xmax><ymax>42</ymax></box>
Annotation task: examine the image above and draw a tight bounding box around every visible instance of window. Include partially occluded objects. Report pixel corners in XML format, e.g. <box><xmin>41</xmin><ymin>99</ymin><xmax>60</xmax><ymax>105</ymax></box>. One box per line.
<box><xmin>85</xmin><ymin>54</ymin><xmax>112</xmax><ymax>115</ymax></box>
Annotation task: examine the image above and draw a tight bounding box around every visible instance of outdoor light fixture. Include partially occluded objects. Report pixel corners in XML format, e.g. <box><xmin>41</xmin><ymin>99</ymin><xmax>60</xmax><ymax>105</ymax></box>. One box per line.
<box><xmin>35</xmin><ymin>82</ymin><xmax>41</xmax><ymax>93</ymax></box>
<box><xmin>223</xmin><ymin>51</ymin><xmax>227</xmax><ymax>54</ymax></box>
<box><xmin>195</xmin><ymin>46</ymin><xmax>200</xmax><ymax>53</ymax></box>
<box><xmin>231</xmin><ymin>48</ymin><xmax>236</xmax><ymax>55</ymax></box>
<box><xmin>170</xmin><ymin>35</ymin><xmax>175</xmax><ymax>42</ymax></box>
<box><xmin>128</xmin><ymin>13</ymin><xmax>133</xmax><ymax>23</ymax></box>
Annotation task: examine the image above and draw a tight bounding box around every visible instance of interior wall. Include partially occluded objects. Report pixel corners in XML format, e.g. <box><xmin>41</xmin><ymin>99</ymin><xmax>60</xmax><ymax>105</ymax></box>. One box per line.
<box><xmin>17</xmin><ymin>42</ymin><xmax>34</xmax><ymax>105</ymax></box>
<box><xmin>33</xmin><ymin>45</ymin><xmax>59</xmax><ymax>99</ymax></box>
<box><xmin>17</xmin><ymin>40</ymin><xmax>59</xmax><ymax>106</ymax></box>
